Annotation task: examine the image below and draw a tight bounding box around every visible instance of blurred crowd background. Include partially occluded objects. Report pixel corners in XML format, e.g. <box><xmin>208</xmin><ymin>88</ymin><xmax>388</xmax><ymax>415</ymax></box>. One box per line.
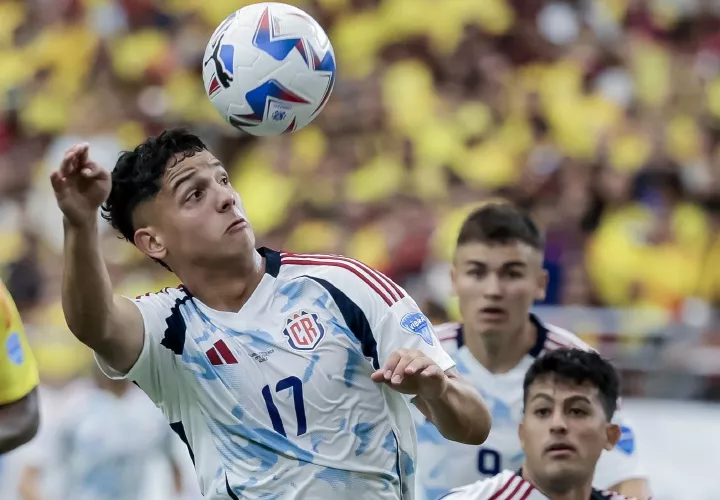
<box><xmin>1</xmin><ymin>0</ymin><xmax>720</xmax><ymax>498</ymax></box>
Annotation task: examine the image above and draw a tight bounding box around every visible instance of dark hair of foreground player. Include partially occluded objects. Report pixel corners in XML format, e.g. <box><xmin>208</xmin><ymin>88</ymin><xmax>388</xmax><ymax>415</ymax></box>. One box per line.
<box><xmin>457</xmin><ymin>202</ymin><xmax>545</xmax><ymax>252</ymax></box>
<box><xmin>522</xmin><ymin>348</ymin><xmax>620</xmax><ymax>421</ymax></box>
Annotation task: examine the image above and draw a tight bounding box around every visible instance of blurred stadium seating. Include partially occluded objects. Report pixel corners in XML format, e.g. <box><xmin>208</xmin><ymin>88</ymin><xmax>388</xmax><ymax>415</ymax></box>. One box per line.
<box><xmin>1</xmin><ymin>0</ymin><xmax>719</xmax><ymax>497</ymax></box>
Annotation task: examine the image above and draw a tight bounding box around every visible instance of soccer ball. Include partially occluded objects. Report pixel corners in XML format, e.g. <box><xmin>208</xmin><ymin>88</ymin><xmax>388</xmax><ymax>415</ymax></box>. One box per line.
<box><xmin>202</xmin><ymin>2</ymin><xmax>336</xmax><ymax>136</ymax></box>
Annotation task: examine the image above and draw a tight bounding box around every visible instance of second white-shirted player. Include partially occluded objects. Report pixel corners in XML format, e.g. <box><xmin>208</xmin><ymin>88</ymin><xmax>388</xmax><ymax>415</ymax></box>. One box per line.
<box><xmin>50</xmin><ymin>130</ymin><xmax>491</xmax><ymax>500</ymax></box>
<box><xmin>414</xmin><ymin>203</ymin><xmax>651</xmax><ymax>500</ymax></box>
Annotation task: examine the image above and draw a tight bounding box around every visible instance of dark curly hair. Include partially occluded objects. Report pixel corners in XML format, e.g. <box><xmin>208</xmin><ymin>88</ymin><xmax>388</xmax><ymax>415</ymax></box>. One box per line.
<box><xmin>101</xmin><ymin>129</ymin><xmax>207</xmax><ymax>270</ymax></box>
<box><xmin>523</xmin><ymin>348</ymin><xmax>620</xmax><ymax>421</ymax></box>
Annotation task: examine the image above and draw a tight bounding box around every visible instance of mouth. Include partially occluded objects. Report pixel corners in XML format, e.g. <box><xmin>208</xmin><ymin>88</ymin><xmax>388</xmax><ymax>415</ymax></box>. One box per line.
<box><xmin>478</xmin><ymin>306</ymin><xmax>507</xmax><ymax>321</ymax></box>
<box><xmin>226</xmin><ymin>218</ymin><xmax>248</xmax><ymax>233</ymax></box>
<box><xmin>544</xmin><ymin>443</ymin><xmax>577</xmax><ymax>457</ymax></box>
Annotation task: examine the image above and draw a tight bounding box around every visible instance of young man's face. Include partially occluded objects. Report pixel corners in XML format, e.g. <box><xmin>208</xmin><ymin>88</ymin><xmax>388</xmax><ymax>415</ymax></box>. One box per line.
<box><xmin>133</xmin><ymin>150</ymin><xmax>256</xmax><ymax>270</ymax></box>
<box><xmin>451</xmin><ymin>241</ymin><xmax>547</xmax><ymax>337</ymax></box>
<box><xmin>519</xmin><ymin>375</ymin><xmax>620</xmax><ymax>490</ymax></box>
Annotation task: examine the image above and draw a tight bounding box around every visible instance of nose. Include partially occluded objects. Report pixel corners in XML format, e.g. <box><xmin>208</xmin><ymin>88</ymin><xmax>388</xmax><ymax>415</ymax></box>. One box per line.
<box><xmin>549</xmin><ymin>410</ymin><xmax>568</xmax><ymax>435</ymax></box>
<box><xmin>217</xmin><ymin>184</ymin><xmax>236</xmax><ymax>213</ymax></box>
<box><xmin>482</xmin><ymin>273</ymin><xmax>503</xmax><ymax>298</ymax></box>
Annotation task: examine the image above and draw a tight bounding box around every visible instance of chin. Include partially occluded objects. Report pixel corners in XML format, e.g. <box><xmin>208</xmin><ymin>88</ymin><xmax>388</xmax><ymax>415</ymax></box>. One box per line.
<box><xmin>542</xmin><ymin>463</ymin><xmax>588</xmax><ymax>488</ymax></box>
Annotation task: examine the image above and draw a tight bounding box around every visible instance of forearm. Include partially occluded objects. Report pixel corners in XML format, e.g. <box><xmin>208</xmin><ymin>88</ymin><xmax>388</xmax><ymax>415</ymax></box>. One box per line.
<box><xmin>62</xmin><ymin>217</ymin><xmax>114</xmax><ymax>343</ymax></box>
<box><xmin>414</xmin><ymin>378</ymin><xmax>491</xmax><ymax>445</ymax></box>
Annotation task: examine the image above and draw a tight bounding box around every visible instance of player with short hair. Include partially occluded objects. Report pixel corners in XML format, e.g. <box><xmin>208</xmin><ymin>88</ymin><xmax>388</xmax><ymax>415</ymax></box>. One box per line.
<box><xmin>0</xmin><ymin>279</ymin><xmax>40</xmax><ymax>454</ymax></box>
<box><xmin>440</xmin><ymin>348</ymin><xmax>637</xmax><ymax>500</ymax></box>
<box><xmin>49</xmin><ymin>129</ymin><xmax>491</xmax><ymax>500</ymax></box>
<box><xmin>414</xmin><ymin>203</ymin><xmax>650</xmax><ymax>500</ymax></box>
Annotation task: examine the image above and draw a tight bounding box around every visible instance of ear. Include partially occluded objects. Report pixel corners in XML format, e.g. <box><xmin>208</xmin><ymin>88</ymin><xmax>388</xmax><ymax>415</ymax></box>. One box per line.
<box><xmin>535</xmin><ymin>267</ymin><xmax>549</xmax><ymax>302</ymax></box>
<box><xmin>518</xmin><ymin>420</ymin><xmax>526</xmax><ymax>448</ymax></box>
<box><xmin>134</xmin><ymin>227</ymin><xmax>167</xmax><ymax>262</ymax></box>
<box><xmin>450</xmin><ymin>263</ymin><xmax>458</xmax><ymax>296</ymax></box>
<box><xmin>604</xmin><ymin>424</ymin><xmax>621</xmax><ymax>451</ymax></box>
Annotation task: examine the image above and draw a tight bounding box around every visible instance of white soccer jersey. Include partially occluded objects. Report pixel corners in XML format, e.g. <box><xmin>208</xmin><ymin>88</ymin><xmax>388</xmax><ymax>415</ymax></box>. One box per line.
<box><xmin>414</xmin><ymin>315</ymin><xmax>646</xmax><ymax>500</ymax></box>
<box><xmin>97</xmin><ymin>248</ymin><xmax>455</xmax><ymax>500</ymax></box>
<box><xmin>439</xmin><ymin>470</ymin><xmax>636</xmax><ymax>500</ymax></box>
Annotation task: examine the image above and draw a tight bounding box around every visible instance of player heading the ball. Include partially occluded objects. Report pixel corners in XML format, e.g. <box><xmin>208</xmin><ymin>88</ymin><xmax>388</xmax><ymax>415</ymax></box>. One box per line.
<box><xmin>441</xmin><ymin>348</ymin><xmax>640</xmax><ymax>500</ymax></box>
<box><xmin>50</xmin><ymin>129</ymin><xmax>491</xmax><ymax>500</ymax></box>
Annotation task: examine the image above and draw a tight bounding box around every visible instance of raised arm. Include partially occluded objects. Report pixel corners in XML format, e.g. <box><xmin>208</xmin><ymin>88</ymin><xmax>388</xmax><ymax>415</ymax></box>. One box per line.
<box><xmin>51</xmin><ymin>143</ymin><xmax>144</xmax><ymax>373</ymax></box>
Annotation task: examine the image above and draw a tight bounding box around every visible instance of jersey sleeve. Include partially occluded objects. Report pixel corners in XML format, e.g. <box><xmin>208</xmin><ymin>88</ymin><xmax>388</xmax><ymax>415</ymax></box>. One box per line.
<box><xmin>372</xmin><ymin>296</ymin><xmax>455</xmax><ymax>373</ymax></box>
<box><xmin>94</xmin><ymin>289</ymin><xmax>186</xmax><ymax>411</ymax></box>
<box><xmin>592</xmin><ymin>401</ymin><xmax>647</xmax><ymax>490</ymax></box>
<box><xmin>0</xmin><ymin>281</ymin><xmax>39</xmax><ymax>405</ymax></box>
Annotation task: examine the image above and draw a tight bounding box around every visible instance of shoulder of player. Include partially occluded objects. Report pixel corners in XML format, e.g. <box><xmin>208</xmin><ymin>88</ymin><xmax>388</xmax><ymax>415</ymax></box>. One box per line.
<box><xmin>435</xmin><ymin>322</ymin><xmax>462</xmax><ymax>351</ymax></box>
<box><xmin>278</xmin><ymin>251</ymin><xmax>406</xmax><ymax>307</ymax></box>
<box><xmin>593</xmin><ymin>489</ymin><xmax>641</xmax><ymax>500</ymax></box>
<box><xmin>131</xmin><ymin>285</ymin><xmax>190</xmax><ymax>308</ymax></box>
<box><xmin>443</xmin><ymin>470</ymin><xmax>530</xmax><ymax>498</ymax></box>
<box><xmin>540</xmin><ymin>319</ymin><xmax>594</xmax><ymax>353</ymax></box>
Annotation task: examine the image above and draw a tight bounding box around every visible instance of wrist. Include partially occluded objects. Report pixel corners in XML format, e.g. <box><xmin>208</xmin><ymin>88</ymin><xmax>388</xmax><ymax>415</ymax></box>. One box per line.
<box><xmin>418</xmin><ymin>374</ymin><xmax>450</xmax><ymax>402</ymax></box>
<box><xmin>63</xmin><ymin>214</ymin><xmax>98</xmax><ymax>233</ymax></box>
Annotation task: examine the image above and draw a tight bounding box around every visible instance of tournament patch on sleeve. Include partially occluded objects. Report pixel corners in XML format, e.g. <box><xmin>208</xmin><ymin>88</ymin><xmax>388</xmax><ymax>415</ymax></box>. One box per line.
<box><xmin>400</xmin><ymin>312</ymin><xmax>434</xmax><ymax>346</ymax></box>
<box><xmin>5</xmin><ymin>332</ymin><xmax>24</xmax><ymax>365</ymax></box>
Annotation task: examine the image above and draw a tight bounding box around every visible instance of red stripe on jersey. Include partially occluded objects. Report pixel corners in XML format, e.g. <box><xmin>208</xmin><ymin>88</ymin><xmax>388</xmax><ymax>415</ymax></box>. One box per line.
<box><xmin>517</xmin><ymin>483</ymin><xmax>534</xmax><ymax>500</ymax></box>
<box><xmin>281</xmin><ymin>252</ymin><xmax>405</xmax><ymax>302</ymax></box>
<box><xmin>505</xmin><ymin>477</ymin><xmax>526</xmax><ymax>500</ymax></box>
<box><xmin>214</xmin><ymin>340</ymin><xmax>237</xmax><ymax>364</ymax></box>
<box><xmin>489</xmin><ymin>475</ymin><xmax>517</xmax><ymax>500</ymax></box>
<box><xmin>206</xmin><ymin>347</ymin><xmax>222</xmax><ymax>366</ymax></box>
<box><xmin>281</xmin><ymin>256</ymin><xmax>399</xmax><ymax>307</ymax></box>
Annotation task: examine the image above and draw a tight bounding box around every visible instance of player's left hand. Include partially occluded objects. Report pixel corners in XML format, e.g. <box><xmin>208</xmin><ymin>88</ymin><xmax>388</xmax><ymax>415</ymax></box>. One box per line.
<box><xmin>371</xmin><ymin>349</ymin><xmax>448</xmax><ymax>400</ymax></box>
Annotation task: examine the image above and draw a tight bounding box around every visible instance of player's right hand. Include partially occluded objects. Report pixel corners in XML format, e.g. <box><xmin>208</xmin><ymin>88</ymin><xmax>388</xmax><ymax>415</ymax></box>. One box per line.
<box><xmin>49</xmin><ymin>143</ymin><xmax>111</xmax><ymax>227</ymax></box>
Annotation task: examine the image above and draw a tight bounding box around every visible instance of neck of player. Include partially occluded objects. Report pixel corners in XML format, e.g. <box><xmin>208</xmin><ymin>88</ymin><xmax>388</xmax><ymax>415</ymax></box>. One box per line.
<box><xmin>522</xmin><ymin>468</ymin><xmax>594</xmax><ymax>500</ymax></box>
<box><xmin>179</xmin><ymin>251</ymin><xmax>265</xmax><ymax>312</ymax></box>
<box><xmin>464</xmin><ymin>318</ymin><xmax>537</xmax><ymax>374</ymax></box>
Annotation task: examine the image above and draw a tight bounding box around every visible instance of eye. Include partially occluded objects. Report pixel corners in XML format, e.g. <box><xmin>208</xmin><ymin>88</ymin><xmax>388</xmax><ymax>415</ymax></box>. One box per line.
<box><xmin>186</xmin><ymin>189</ymin><xmax>203</xmax><ymax>203</ymax></box>
<box><xmin>569</xmin><ymin>408</ymin><xmax>588</xmax><ymax>417</ymax></box>
<box><xmin>220</xmin><ymin>176</ymin><xmax>229</xmax><ymax>185</ymax></box>
<box><xmin>534</xmin><ymin>408</ymin><xmax>551</xmax><ymax>417</ymax></box>
<box><xmin>506</xmin><ymin>269</ymin><xmax>524</xmax><ymax>279</ymax></box>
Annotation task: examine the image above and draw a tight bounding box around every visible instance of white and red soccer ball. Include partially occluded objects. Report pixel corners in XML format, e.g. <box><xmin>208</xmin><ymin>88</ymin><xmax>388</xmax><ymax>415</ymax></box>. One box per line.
<box><xmin>203</xmin><ymin>2</ymin><xmax>336</xmax><ymax>136</ymax></box>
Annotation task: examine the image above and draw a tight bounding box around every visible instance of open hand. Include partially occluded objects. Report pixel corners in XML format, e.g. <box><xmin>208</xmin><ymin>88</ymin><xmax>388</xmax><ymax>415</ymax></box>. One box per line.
<box><xmin>49</xmin><ymin>143</ymin><xmax>111</xmax><ymax>227</ymax></box>
<box><xmin>370</xmin><ymin>349</ymin><xmax>448</xmax><ymax>400</ymax></box>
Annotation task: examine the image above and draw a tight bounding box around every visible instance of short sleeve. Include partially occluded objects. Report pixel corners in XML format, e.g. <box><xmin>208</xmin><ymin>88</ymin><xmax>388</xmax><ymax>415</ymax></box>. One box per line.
<box><xmin>593</xmin><ymin>405</ymin><xmax>648</xmax><ymax>490</ymax></box>
<box><xmin>0</xmin><ymin>281</ymin><xmax>39</xmax><ymax>405</ymax></box>
<box><xmin>94</xmin><ymin>289</ymin><xmax>186</xmax><ymax>410</ymax></box>
<box><xmin>373</xmin><ymin>296</ymin><xmax>455</xmax><ymax>373</ymax></box>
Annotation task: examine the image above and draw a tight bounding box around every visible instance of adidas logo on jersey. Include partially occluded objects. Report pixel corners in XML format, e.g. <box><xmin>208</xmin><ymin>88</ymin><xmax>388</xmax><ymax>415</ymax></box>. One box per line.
<box><xmin>205</xmin><ymin>339</ymin><xmax>238</xmax><ymax>366</ymax></box>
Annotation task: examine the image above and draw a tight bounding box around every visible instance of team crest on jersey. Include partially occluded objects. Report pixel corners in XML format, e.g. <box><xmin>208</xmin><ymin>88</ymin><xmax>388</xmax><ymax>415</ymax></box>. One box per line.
<box><xmin>283</xmin><ymin>310</ymin><xmax>325</xmax><ymax>351</ymax></box>
<box><xmin>400</xmin><ymin>312</ymin><xmax>434</xmax><ymax>346</ymax></box>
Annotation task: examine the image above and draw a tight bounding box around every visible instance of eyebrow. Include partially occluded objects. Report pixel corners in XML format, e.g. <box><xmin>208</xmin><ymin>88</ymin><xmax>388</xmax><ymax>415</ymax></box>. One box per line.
<box><xmin>529</xmin><ymin>394</ymin><xmax>593</xmax><ymax>405</ymax></box>
<box><xmin>466</xmin><ymin>260</ymin><xmax>527</xmax><ymax>268</ymax></box>
<box><xmin>170</xmin><ymin>171</ymin><xmax>197</xmax><ymax>195</ymax></box>
<box><xmin>169</xmin><ymin>160</ymin><xmax>225</xmax><ymax>195</ymax></box>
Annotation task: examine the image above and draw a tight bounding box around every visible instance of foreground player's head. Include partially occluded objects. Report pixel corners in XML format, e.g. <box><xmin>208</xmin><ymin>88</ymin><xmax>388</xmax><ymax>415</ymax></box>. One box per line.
<box><xmin>101</xmin><ymin>129</ymin><xmax>255</xmax><ymax>273</ymax></box>
<box><xmin>451</xmin><ymin>202</ymin><xmax>547</xmax><ymax>337</ymax></box>
<box><xmin>519</xmin><ymin>349</ymin><xmax>621</xmax><ymax>493</ymax></box>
